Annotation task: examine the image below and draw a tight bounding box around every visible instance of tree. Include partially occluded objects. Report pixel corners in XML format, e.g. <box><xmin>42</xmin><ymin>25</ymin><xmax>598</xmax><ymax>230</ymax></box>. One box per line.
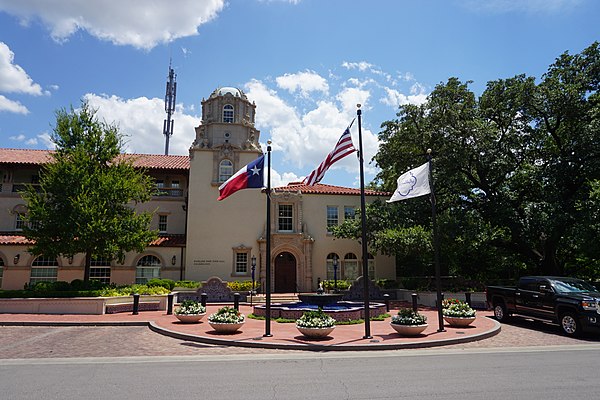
<box><xmin>338</xmin><ymin>42</ymin><xmax>600</xmax><ymax>281</ymax></box>
<box><xmin>23</xmin><ymin>102</ymin><xmax>158</xmax><ymax>282</ymax></box>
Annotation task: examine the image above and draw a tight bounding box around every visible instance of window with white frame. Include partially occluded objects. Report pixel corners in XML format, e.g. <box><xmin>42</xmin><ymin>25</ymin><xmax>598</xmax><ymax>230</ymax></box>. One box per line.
<box><xmin>158</xmin><ymin>215</ymin><xmax>168</xmax><ymax>233</ymax></box>
<box><xmin>278</xmin><ymin>204</ymin><xmax>293</xmax><ymax>232</ymax></box>
<box><xmin>30</xmin><ymin>256</ymin><xmax>59</xmax><ymax>284</ymax></box>
<box><xmin>223</xmin><ymin>104</ymin><xmax>234</xmax><ymax>123</ymax></box>
<box><xmin>136</xmin><ymin>255</ymin><xmax>161</xmax><ymax>284</ymax></box>
<box><xmin>235</xmin><ymin>252</ymin><xmax>248</xmax><ymax>274</ymax></box>
<box><xmin>90</xmin><ymin>257</ymin><xmax>111</xmax><ymax>284</ymax></box>
<box><xmin>343</xmin><ymin>253</ymin><xmax>359</xmax><ymax>281</ymax></box>
<box><xmin>219</xmin><ymin>159</ymin><xmax>234</xmax><ymax>182</ymax></box>
<box><xmin>344</xmin><ymin>206</ymin><xmax>356</xmax><ymax>220</ymax></box>
<box><xmin>15</xmin><ymin>213</ymin><xmax>26</xmax><ymax>231</ymax></box>
<box><xmin>326</xmin><ymin>253</ymin><xmax>340</xmax><ymax>281</ymax></box>
<box><xmin>326</xmin><ymin>206</ymin><xmax>338</xmax><ymax>233</ymax></box>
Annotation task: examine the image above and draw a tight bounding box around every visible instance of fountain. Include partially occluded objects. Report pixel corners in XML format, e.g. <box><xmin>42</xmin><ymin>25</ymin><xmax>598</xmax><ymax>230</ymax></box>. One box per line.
<box><xmin>252</xmin><ymin>283</ymin><xmax>386</xmax><ymax>322</ymax></box>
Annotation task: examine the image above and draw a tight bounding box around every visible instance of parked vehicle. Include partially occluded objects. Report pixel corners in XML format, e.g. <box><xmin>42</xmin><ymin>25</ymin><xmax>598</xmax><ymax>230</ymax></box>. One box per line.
<box><xmin>486</xmin><ymin>276</ymin><xmax>600</xmax><ymax>337</ymax></box>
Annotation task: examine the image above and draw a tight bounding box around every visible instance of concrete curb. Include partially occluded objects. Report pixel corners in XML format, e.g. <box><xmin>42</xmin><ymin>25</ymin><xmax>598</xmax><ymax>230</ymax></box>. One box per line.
<box><xmin>148</xmin><ymin>319</ymin><xmax>502</xmax><ymax>352</ymax></box>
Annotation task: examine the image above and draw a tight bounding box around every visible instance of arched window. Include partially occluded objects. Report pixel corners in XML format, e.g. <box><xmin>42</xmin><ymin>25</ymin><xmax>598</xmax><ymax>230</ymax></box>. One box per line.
<box><xmin>219</xmin><ymin>159</ymin><xmax>234</xmax><ymax>182</ymax></box>
<box><xmin>136</xmin><ymin>255</ymin><xmax>161</xmax><ymax>284</ymax></box>
<box><xmin>326</xmin><ymin>253</ymin><xmax>340</xmax><ymax>280</ymax></box>
<box><xmin>223</xmin><ymin>104</ymin><xmax>234</xmax><ymax>123</ymax></box>
<box><xmin>343</xmin><ymin>253</ymin><xmax>359</xmax><ymax>281</ymax></box>
<box><xmin>90</xmin><ymin>257</ymin><xmax>112</xmax><ymax>284</ymax></box>
<box><xmin>30</xmin><ymin>256</ymin><xmax>59</xmax><ymax>284</ymax></box>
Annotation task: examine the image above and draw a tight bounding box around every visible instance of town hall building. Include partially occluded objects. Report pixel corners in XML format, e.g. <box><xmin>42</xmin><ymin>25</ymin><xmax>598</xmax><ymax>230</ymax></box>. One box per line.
<box><xmin>0</xmin><ymin>87</ymin><xmax>395</xmax><ymax>292</ymax></box>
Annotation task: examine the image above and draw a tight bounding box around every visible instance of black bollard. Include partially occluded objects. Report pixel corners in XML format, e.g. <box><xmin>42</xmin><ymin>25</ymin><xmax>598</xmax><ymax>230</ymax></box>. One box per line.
<box><xmin>132</xmin><ymin>293</ymin><xmax>140</xmax><ymax>315</ymax></box>
<box><xmin>234</xmin><ymin>292</ymin><xmax>240</xmax><ymax>310</ymax></box>
<box><xmin>383</xmin><ymin>293</ymin><xmax>390</xmax><ymax>312</ymax></box>
<box><xmin>201</xmin><ymin>292</ymin><xmax>207</xmax><ymax>307</ymax></box>
<box><xmin>166</xmin><ymin>293</ymin><xmax>174</xmax><ymax>315</ymax></box>
<box><xmin>412</xmin><ymin>293</ymin><xmax>418</xmax><ymax>312</ymax></box>
<box><xmin>465</xmin><ymin>292</ymin><xmax>472</xmax><ymax>307</ymax></box>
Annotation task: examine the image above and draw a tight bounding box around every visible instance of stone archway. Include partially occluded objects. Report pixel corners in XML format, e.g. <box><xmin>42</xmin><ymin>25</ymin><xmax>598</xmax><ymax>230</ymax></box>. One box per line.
<box><xmin>274</xmin><ymin>252</ymin><xmax>297</xmax><ymax>293</ymax></box>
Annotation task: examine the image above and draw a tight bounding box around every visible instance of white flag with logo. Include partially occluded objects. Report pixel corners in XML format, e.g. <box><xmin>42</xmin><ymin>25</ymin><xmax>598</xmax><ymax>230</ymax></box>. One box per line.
<box><xmin>387</xmin><ymin>162</ymin><xmax>431</xmax><ymax>202</ymax></box>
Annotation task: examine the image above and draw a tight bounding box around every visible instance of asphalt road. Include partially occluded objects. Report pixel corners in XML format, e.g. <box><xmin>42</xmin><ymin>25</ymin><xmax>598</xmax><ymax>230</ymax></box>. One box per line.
<box><xmin>2</xmin><ymin>346</ymin><xmax>600</xmax><ymax>400</ymax></box>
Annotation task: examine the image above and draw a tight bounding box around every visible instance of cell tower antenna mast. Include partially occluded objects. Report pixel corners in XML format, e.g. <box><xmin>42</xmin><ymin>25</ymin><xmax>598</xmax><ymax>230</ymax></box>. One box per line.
<box><xmin>163</xmin><ymin>60</ymin><xmax>177</xmax><ymax>155</ymax></box>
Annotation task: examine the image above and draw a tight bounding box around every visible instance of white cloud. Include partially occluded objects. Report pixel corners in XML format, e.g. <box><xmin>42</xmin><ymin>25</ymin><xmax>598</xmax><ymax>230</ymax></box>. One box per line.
<box><xmin>0</xmin><ymin>42</ymin><xmax>43</xmax><ymax>95</ymax></box>
<box><xmin>0</xmin><ymin>0</ymin><xmax>226</xmax><ymax>50</ymax></box>
<box><xmin>342</xmin><ymin>61</ymin><xmax>373</xmax><ymax>71</ymax></box>
<box><xmin>245</xmin><ymin>77</ymin><xmax>379</xmax><ymax>181</ymax></box>
<box><xmin>9</xmin><ymin>134</ymin><xmax>26</xmax><ymax>141</ymax></box>
<box><xmin>380</xmin><ymin>85</ymin><xmax>428</xmax><ymax>108</ymax></box>
<box><xmin>83</xmin><ymin>94</ymin><xmax>198</xmax><ymax>155</ymax></box>
<box><xmin>0</xmin><ymin>94</ymin><xmax>29</xmax><ymax>114</ymax></box>
<box><xmin>276</xmin><ymin>70</ymin><xmax>329</xmax><ymax>97</ymax></box>
<box><xmin>460</xmin><ymin>0</ymin><xmax>582</xmax><ymax>13</ymax></box>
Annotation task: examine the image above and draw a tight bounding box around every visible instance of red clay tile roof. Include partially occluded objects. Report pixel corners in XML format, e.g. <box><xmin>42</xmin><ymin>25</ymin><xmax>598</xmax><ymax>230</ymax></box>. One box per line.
<box><xmin>0</xmin><ymin>148</ymin><xmax>189</xmax><ymax>171</ymax></box>
<box><xmin>0</xmin><ymin>233</ymin><xmax>185</xmax><ymax>247</ymax></box>
<box><xmin>274</xmin><ymin>182</ymin><xmax>389</xmax><ymax>196</ymax></box>
<box><xmin>0</xmin><ymin>234</ymin><xmax>35</xmax><ymax>246</ymax></box>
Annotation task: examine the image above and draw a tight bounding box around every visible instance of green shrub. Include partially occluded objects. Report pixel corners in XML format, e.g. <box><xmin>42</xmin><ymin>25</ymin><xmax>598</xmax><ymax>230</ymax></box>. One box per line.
<box><xmin>174</xmin><ymin>280</ymin><xmax>201</xmax><ymax>289</ymax></box>
<box><xmin>376</xmin><ymin>279</ymin><xmax>400</xmax><ymax>289</ymax></box>
<box><xmin>321</xmin><ymin>280</ymin><xmax>351</xmax><ymax>291</ymax></box>
<box><xmin>227</xmin><ymin>280</ymin><xmax>259</xmax><ymax>292</ymax></box>
<box><xmin>146</xmin><ymin>278</ymin><xmax>175</xmax><ymax>290</ymax></box>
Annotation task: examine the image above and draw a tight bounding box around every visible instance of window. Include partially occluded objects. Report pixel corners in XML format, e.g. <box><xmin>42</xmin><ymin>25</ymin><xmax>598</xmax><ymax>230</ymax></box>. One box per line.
<box><xmin>90</xmin><ymin>257</ymin><xmax>111</xmax><ymax>284</ymax></box>
<box><xmin>156</xmin><ymin>179</ymin><xmax>165</xmax><ymax>188</ymax></box>
<box><xmin>219</xmin><ymin>160</ymin><xmax>234</xmax><ymax>182</ymax></box>
<box><xmin>30</xmin><ymin>256</ymin><xmax>58</xmax><ymax>284</ymax></box>
<box><xmin>136</xmin><ymin>255</ymin><xmax>161</xmax><ymax>284</ymax></box>
<box><xmin>235</xmin><ymin>252</ymin><xmax>248</xmax><ymax>274</ymax></box>
<box><xmin>0</xmin><ymin>258</ymin><xmax>4</xmax><ymax>288</ymax></box>
<box><xmin>159</xmin><ymin>215</ymin><xmax>168</xmax><ymax>233</ymax></box>
<box><xmin>278</xmin><ymin>204</ymin><xmax>293</xmax><ymax>232</ymax></box>
<box><xmin>15</xmin><ymin>213</ymin><xmax>25</xmax><ymax>231</ymax></box>
<box><xmin>223</xmin><ymin>104</ymin><xmax>234</xmax><ymax>123</ymax></box>
<box><xmin>326</xmin><ymin>206</ymin><xmax>338</xmax><ymax>233</ymax></box>
<box><xmin>343</xmin><ymin>253</ymin><xmax>359</xmax><ymax>281</ymax></box>
<box><xmin>326</xmin><ymin>253</ymin><xmax>340</xmax><ymax>281</ymax></box>
<box><xmin>344</xmin><ymin>206</ymin><xmax>356</xmax><ymax>220</ymax></box>
<box><xmin>171</xmin><ymin>180</ymin><xmax>180</xmax><ymax>188</ymax></box>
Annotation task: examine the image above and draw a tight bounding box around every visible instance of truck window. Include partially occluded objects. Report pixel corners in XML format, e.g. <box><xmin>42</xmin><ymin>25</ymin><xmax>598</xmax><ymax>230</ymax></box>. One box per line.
<box><xmin>550</xmin><ymin>279</ymin><xmax>597</xmax><ymax>293</ymax></box>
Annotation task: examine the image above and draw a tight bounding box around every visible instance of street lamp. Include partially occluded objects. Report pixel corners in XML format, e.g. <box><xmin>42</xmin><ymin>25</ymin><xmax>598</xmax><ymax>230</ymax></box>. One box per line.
<box><xmin>333</xmin><ymin>255</ymin><xmax>339</xmax><ymax>293</ymax></box>
<box><xmin>251</xmin><ymin>255</ymin><xmax>256</xmax><ymax>305</ymax></box>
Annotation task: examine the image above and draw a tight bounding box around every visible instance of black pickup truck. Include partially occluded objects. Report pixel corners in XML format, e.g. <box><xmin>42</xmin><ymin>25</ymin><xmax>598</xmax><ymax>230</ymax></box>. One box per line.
<box><xmin>486</xmin><ymin>276</ymin><xmax>600</xmax><ymax>336</ymax></box>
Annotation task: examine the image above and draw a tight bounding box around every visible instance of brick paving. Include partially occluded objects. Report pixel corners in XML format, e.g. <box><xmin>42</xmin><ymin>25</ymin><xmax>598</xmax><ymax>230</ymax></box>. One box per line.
<box><xmin>1</xmin><ymin>304</ymin><xmax>598</xmax><ymax>359</ymax></box>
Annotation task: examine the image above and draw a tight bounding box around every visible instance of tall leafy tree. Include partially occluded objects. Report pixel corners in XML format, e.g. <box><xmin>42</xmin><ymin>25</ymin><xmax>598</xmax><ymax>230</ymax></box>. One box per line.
<box><xmin>340</xmin><ymin>42</ymin><xmax>600</xmax><ymax>280</ymax></box>
<box><xmin>23</xmin><ymin>102</ymin><xmax>157</xmax><ymax>282</ymax></box>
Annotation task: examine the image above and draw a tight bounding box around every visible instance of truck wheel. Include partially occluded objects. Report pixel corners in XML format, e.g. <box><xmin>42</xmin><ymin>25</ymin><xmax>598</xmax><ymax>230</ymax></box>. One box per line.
<box><xmin>493</xmin><ymin>302</ymin><xmax>508</xmax><ymax>322</ymax></box>
<box><xmin>560</xmin><ymin>312</ymin><xmax>580</xmax><ymax>337</ymax></box>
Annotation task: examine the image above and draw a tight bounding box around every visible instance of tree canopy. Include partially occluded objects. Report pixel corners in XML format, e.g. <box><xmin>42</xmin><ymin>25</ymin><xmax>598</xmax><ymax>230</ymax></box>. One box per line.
<box><xmin>334</xmin><ymin>42</ymin><xmax>600</xmax><ymax>282</ymax></box>
<box><xmin>23</xmin><ymin>102</ymin><xmax>158</xmax><ymax>281</ymax></box>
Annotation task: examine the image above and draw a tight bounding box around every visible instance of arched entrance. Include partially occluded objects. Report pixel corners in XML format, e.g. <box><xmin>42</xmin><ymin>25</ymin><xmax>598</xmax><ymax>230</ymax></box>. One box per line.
<box><xmin>274</xmin><ymin>252</ymin><xmax>297</xmax><ymax>293</ymax></box>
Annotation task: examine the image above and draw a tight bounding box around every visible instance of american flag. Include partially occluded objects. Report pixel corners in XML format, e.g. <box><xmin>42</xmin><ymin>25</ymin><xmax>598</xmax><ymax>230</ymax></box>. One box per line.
<box><xmin>302</xmin><ymin>127</ymin><xmax>357</xmax><ymax>185</ymax></box>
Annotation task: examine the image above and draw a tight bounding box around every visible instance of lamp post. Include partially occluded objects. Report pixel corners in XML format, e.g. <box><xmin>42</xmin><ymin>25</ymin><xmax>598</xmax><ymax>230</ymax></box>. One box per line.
<box><xmin>251</xmin><ymin>255</ymin><xmax>256</xmax><ymax>305</ymax></box>
<box><xmin>333</xmin><ymin>255</ymin><xmax>339</xmax><ymax>293</ymax></box>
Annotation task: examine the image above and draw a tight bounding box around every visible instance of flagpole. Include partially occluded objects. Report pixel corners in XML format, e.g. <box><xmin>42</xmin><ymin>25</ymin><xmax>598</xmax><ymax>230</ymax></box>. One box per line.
<box><xmin>428</xmin><ymin>149</ymin><xmax>445</xmax><ymax>332</ymax></box>
<box><xmin>357</xmin><ymin>104</ymin><xmax>372</xmax><ymax>339</ymax></box>
<box><xmin>264</xmin><ymin>141</ymin><xmax>273</xmax><ymax>337</ymax></box>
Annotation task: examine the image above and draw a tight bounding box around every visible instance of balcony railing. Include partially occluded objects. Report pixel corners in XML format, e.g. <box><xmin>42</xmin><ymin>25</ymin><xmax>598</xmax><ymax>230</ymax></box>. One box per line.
<box><xmin>155</xmin><ymin>187</ymin><xmax>184</xmax><ymax>197</ymax></box>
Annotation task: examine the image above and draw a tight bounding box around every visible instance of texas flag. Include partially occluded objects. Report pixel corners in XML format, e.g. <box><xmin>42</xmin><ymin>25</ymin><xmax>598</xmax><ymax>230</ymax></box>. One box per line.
<box><xmin>218</xmin><ymin>155</ymin><xmax>265</xmax><ymax>201</ymax></box>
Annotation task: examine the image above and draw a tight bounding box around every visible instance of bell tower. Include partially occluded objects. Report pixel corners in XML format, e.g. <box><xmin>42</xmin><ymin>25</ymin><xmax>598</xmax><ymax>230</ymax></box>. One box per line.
<box><xmin>185</xmin><ymin>87</ymin><xmax>264</xmax><ymax>282</ymax></box>
<box><xmin>191</xmin><ymin>87</ymin><xmax>261</xmax><ymax>184</ymax></box>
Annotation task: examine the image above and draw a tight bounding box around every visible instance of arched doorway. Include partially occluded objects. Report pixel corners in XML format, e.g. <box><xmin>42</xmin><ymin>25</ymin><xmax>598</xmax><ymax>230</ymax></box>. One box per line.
<box><xmin>274</xmin><ymin>252</ymin><xmax>296</xmax><ymax>293</ymax></box>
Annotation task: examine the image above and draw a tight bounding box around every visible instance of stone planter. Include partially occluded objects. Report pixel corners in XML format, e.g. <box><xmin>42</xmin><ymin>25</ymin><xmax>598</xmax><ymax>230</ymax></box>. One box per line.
<box><xmin>208</xmin><ymin>321</ymin><xmax>245</xmax><ymax>334</ymax></box>
<box><xmin>175</xmin><ymin>313</ymin><xmax>205</xmax><ymax>323</ymax></box>
<box><xmin>390</xmin><ymin>323</ymin><xmax>428</xmax><ymax>336</ymax></box>
<box><xmin>296</xmin><ymin>326</ymin><xmax>335</xmax><ymax>338</ymax></box>
<box><xmin>443</xmin><ymin>316</ymin><xmax>476</xmax><ymax>327</ymax></box>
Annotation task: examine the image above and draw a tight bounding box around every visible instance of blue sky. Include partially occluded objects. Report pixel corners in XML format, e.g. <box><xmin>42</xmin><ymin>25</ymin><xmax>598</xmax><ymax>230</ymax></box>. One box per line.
<box><xmin>1</xmin><ymin>0</ymin><xmax>598</xmax><ymax>188</ymax></box>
